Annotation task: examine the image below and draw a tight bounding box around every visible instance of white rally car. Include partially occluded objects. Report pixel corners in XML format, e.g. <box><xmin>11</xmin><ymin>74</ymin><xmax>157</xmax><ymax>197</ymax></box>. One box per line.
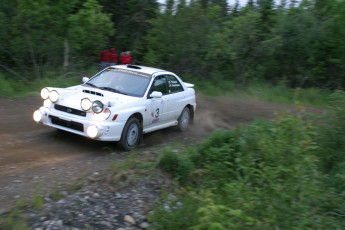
<box><xmin>33</xmin><ymin>65</ymin><xmax>196</xmax><ymax>150</ymax></box>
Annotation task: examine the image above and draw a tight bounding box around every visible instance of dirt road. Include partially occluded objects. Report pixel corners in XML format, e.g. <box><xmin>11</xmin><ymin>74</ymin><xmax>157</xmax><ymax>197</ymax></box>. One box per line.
<box><xmin>0</xmin><ymin>95</ymin><xmax>301</xmax><ymax>213</ymax></box>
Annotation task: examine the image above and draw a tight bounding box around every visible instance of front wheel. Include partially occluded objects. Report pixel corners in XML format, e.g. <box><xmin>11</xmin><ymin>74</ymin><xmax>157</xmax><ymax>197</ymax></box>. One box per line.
<box><xmin>119</xmin><ymin>117</ymin><xmax>141</xmax><ymax>151</ymax></box>
<box><xmin>177</xmin><ymin>107</ymin><xmax>190</xmax><ymax>131</ymax></box>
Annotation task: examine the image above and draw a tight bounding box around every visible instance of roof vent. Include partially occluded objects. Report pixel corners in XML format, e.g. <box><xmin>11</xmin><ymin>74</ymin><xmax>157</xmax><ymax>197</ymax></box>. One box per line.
<box><xmin>127</xmin><ymin>64</ymin><xmax>141</xmax><ymax>69</ymax></box>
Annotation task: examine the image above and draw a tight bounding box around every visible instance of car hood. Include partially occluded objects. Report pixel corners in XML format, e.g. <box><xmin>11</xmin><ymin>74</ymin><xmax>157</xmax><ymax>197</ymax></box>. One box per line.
<box><xmin>53</xmin><ymin>85</ymin><xmax>141</xmax><ymax>109</ymax></box>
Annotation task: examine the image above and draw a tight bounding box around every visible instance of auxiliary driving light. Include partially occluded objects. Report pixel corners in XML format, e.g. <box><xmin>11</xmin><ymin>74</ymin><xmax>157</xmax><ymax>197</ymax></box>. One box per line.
<box><xmin>33</xmin><ymin>110</ymin><xmax>42</xmax><ymax>122</ymax></box>
<box><xmin>86</xmin><ymin>125</ymin><xmax>99</xmax><ymax>138</ymax></box>
<box><xmin>41</xmin><ymin>88</ymin><xmax>49</xmax><ymax>99</ymax></box>
<box><xmin>49</xmin><ymin>90</ymin><xmax>59</xmax><ymax>102</ymax></box>
<box><xmin>81</xmin><ymin>98</ymin><xmax>92</xmax><ymax>111</ymax></box>
<box><xmin>92</xmin><ymin>100</ymin><xmax>104</xmax><ymax>114</ymax></box>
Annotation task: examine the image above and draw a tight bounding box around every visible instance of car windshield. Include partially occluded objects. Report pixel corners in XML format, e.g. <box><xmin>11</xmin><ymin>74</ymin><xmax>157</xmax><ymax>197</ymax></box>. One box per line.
<box><xmin>86</xmin><ymin>68</ymin><xmax>151</xmax><ymax>97</ymax></box>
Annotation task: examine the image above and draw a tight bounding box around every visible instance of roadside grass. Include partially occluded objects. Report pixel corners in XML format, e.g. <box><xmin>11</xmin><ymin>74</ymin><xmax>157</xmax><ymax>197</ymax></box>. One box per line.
<box><xmin>0</xmin><ymin>69</ymin><xmax>97</xmax><ymax>98</ymax></box>
<box><xmin>1</xmin><ymin>71</ymin><xmax>331</xmax><ymax>108</ymax></box>
<box><xmin>0</xmin><ymin>199</ymin><xmax>30</xmax><ymax>230</ymax></box>
<box><xmin>0</xmin><ymin>178</ymin><xmax>85</xmax><ymax>230</ymax></box>
<box><xmin>33</xmin><ymin>195</ymin><xmax>44</xmax><ymax>209</ymax></box>
<box><xmin>108</xmin><ymin>143</ymin><xmax>188</xmax><ymax>189</ymax></box>
<box><xmin>194</xmin><ymin>79</ymin><xmax>331</xmax><ymax>107</ymax></box>
<box><xmin>150</xmin><ymin>91</ymin><xmax>345</xmax><ymax>229</ymax></box>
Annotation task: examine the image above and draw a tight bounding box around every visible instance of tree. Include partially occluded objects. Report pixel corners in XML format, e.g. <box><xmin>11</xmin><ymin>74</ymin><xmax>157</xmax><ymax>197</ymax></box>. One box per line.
<box><xmin>311</xmin><ymin>0</ymin><xmax>345</xmax><ymax>88</ymax></box>
<box><xmin>0</xmin><ymin>0</ymin><xmax>64</xmax><ymax>79</ymax></box>
<box><xmin>144</xmin><ymin>1</ymin><xmax>210</xmax><ymax>75</ymax></box>
<box><xmin>257</xmin><ymin>0</ymin><xmax>275</xmax><ymax>34</ymax></box>
<box><xmin>68</xmin><ymin>0</ymin><xmax>114</xmax><ymax>66</ymax></box>
<box><xmin>206</xmin><ymin>10</ymin><xmax>262</xmax><ymax>84</ymax></box>
<box><xmin>99</xmin><ymin>0</ymin><xmax>159</xmax><ymax>60</ymax></box>
<box><xmin>0</xmin><ymin>0</ymin><xmax>113</xmax><ymax>79</ymax></box>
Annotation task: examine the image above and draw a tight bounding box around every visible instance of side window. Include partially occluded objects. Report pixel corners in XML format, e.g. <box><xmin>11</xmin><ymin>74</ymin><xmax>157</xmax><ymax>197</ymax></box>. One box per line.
<box><xmin>166</xmin><ymin>75</ymin><xmax>183</xmax><ymax>93</ymax></box>
<box><xmin>151</xmin><ymin>76</ymin><xmax>168</xmax><ymax>95</ymax></box>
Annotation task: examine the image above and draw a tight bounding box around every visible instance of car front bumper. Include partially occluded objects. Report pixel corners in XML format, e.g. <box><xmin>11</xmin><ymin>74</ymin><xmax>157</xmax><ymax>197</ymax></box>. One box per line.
<box><xmin>34</xmin><ymin>106</ymin><xmax>125</xmax><ymax>141</ymax></box>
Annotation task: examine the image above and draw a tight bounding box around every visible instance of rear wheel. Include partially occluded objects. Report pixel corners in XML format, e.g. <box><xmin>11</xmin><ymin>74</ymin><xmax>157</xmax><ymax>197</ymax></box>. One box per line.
<box><xmin>119</xmin><ymin>117</ymin><xmax>141</xmax><ymax>151</ymax></box>
<box><xmin>177</xmin><ymin>107</ymin><xmax>190</xmax><ymax>131</ymax></box>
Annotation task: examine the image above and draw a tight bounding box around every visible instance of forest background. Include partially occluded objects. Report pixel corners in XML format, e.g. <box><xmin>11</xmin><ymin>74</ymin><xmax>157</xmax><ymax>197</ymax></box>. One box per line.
<box><xmin>1</xmin><ymin>1</ymin><xmax>345</xmax><ymax>229</ymax></box>
<box><xmin>1</xmin><ymin>0</ymin><xmax>345</xmax><ymax>93</ymax></box>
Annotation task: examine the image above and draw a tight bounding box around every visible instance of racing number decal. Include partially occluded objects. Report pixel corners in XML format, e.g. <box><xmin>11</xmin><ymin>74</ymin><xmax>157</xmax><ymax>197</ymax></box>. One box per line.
<box><xmin>152</xmin><ymin>108</ymin><xmax>160</xmax><ymax>123</ymax></box>
<box><xmin>155</xmin><ymin>108</ymin><xmax>159</xmax><ymax>118</ymax></box>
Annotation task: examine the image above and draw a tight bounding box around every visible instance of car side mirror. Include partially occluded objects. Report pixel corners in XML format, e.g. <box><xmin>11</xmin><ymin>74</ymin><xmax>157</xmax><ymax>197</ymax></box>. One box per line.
<box><xmin>82</xmin><ymin>77</ymin><xmax>90</xmax><ymax>83</ymax></box>
<box><xmin>150</xmin><ymin>91</ymin><xmax>163</xmax><ymax>98</ymax></box>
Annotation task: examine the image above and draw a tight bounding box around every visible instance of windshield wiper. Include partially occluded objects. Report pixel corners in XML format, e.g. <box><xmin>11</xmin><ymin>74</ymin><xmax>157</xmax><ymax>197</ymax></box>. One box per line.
<box><xmin>99</xmin><ymin>87</ymin><xmax>127</xmax><ymax>95</ymax></box>
<box><xmin>85</xmin><ymin>82</ymin><xmax>99</xmax><ymax>88</ymax></box>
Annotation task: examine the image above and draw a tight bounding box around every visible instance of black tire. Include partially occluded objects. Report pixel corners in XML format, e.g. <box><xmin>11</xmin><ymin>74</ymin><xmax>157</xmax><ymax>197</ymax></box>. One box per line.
<box><xmin>177</xmin><ymin>107</ymin><xmax>190</xmax><ymax>131</ymax></box>
<box><xmin>119</xmin><ymin>117</ymin><xmax>141</xmax><ymax>151</ymax></box>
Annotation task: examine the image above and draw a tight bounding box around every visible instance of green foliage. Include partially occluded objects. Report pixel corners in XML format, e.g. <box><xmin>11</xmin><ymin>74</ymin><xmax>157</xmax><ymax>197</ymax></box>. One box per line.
<box><xmin>148</xmin><ymin>192</ymin><xmax>200</xmax><ymax>230</ymax></box>
<box><xmin>157</xmin><ymin>148</ymin><xmax>196</xmax><ymax>184</ymax></box>
<box><xmin>0</xmin><ymin>201</ymin><xmax>29</xmax><ymax>230</ymax></box>
<box><xmin>1</xmin><ymin>0</ymin><xmax>345</xmax><ymax>89</ymax></box>
<box><xmin>143</xmin><ymin>1</ymin><xmax>213</xmax><ymax>75</ymax></box>
<box><xmin>238</xmin><ymin>81</ymin><xmax>331</xmax><ymax>107</ymax></box>
<box><xmin>315</xmin><ymin>91</ymin><xmax>345</xmax><ymax>193</ymax></box>
<box><xmin>0</xmin><ymin>0</ymin><xmax>113</xmax><ymax>79</ymax></box>
<box><xmin>0</xmin><ymin>74</ymin><xmax>17</xmax><ymax>97</ymax></box>
<box><xmin>68</xmin><ymin>0</ymin><xmax>114</xmax><ymax>58</ymax></box>
<box><xmin>0</xmin><ymin>67</ymin><xmax>96</xmax><ymax>98</ymax></box>
<box><xmin>153</xmin><ymin>105</ymin><xmax>345</xmax><ymax>229</ymax></box>
<box><xmin>195</xmin><ymin>78</ymin><xmax>330</xmax><ymax>107</ymax></box>
<box><xmin>33</xmin><ymin>195</ymin><xmax>44</xmax><ymax>209</ymax></box>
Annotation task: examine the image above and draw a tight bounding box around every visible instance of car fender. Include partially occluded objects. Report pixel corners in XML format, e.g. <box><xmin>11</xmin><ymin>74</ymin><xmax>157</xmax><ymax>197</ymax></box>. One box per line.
<box><xmin>110</xmin><ymin>103</ymin><xmax>147</xmax><ymax>124</ymax></box>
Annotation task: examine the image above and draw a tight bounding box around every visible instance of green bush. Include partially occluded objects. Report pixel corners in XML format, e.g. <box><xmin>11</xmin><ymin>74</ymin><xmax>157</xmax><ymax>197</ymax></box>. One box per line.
<box><xmin>317</xmin><ymin>90</ymin><xmax>345</xmax><ymax>171</ymax></box>
<box><xmin>316</xmin><ymin>90</ymin><xmax>345</xmax><ymax>193</ymax></box>
<box><xmin>0</xmin><ymin>74</ymin><xmax>24</xmax><ymax>97</ymax></box>
<box><xmin>148</xmin><ymin>192</ymin><xmax>200</xmax><ymax>230</ymax></box>
<box><xmin>157</xmin><ymin>149</ymin><xmax>196</xmax><ymax>184</ymax></box>
<box><xmin>152</xmin><ymin>109</ymin><xmax>345</xmax><ymax>229</ymax></box>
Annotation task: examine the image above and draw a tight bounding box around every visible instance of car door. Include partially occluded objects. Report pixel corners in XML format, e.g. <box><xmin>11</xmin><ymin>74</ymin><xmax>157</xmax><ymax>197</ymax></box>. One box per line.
<box><xmin>163</xmin><ymin>74</ymin><xmax>185</xmax><ymax>121</ymax></box>
<box><xmin>145</xmin><ymin>75</ymin><xmax>168</xmax><ymax>128</ymax></box>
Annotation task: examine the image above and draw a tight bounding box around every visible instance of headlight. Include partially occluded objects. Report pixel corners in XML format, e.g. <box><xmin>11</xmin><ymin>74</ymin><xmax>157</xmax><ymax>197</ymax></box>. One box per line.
<box><xmin>87</xmin><ymin>125</ymin><xmax>99</xmax><ymax>138</ymax></box>
<box><xmin>92</xmin><ymin>100</ymin><xmax>103</xmax><ymax>114</ymax></box>
<box><xmin>49</xmin><ymin>90</ymin><xmax>59</xmax><ymax>102</ymax></box>
<box><xmin>41</xmin><ymin>88</ymin><xmax>49</xmax><ymax>99</ymax></box>
<box><xmin>93</xmin><ymin>108</ymin><xmax>111</xmax><ymax>121</ymax></box>
<box><xmin>33</xmin><ymin>110</ymin><xmax>42</xmax><ymax>122</ymax></box>
<box><xmin>81</xmin><ymin>98</ymin><xmax>92</xmax><ymax>111</ymax></box>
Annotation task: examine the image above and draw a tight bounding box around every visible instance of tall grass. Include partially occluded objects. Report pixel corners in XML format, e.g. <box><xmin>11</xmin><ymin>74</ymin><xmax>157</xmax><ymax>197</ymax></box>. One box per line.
<box><xmin>194</xmin><ymin>79</ymin><xmax>331</xmax><ymax>107</ymax></box>
<box><xmin>1</xmin><ymin>71</ymin><xmax>331</xmax><ymax>108</ymax></box>
<box><xmin>153</xmin><ymin>91</ymin><xmax>345</xmax><ymax>229</ymax></box>
<box><xmin>0</xmin><ymin>68</ymin><xmax>97</xmax><ymax>98</ymax></box>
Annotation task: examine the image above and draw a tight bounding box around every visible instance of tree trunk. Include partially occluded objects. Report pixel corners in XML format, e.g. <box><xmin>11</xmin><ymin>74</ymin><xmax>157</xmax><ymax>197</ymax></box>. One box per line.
<box><xmin>63</xmin><ymin>37</ymin><xmax>69</xmax><ymax>73</ymax></box>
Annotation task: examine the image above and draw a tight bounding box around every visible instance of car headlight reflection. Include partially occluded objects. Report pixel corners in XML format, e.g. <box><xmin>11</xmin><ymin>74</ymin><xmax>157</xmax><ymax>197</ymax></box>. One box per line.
<box><xmin>87</xmin><ymin>125</ymin><xmax>99</xmax><ymax>138</ymax></box>
<box><xmin>41</xmin><ymin>88</ymin><xmax>50</xmax><ymax>99</ymax></box>
<box><xmin>92</xmin><ymin>100</ymin><xmax>103</xmax><ymax>114</ymax></box>
<box><xmin>49</xmin><ymin>90</ymin><xmax>59</xmax><ymax>102</ymax></box>
<box><xmin>81</xmin><ymin>98</ymin><xmax>92</xmax><ymax>111</ymax></box>
<box><xmin>93</xmin><ymin>108</ymin><xmax>111</xmax><ymax>121</ymax></box>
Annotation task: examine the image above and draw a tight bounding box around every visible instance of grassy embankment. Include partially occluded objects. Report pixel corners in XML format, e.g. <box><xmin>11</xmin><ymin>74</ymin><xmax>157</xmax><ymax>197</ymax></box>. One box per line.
<box><xmin>151</xmin><ymin>90</ymin><xmax>345</xmax><ymax>229</ymax></box>
<box><xmin>0</xmin><ymin>70</ymin><xmax>331</xmax><ymax>107</ymax></box>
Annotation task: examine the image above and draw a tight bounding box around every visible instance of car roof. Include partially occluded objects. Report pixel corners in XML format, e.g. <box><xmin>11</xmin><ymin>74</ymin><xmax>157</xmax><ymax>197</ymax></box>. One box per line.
<box><xmin>113</xmin><ymin>64</ymin><xmax>169</xmax><ymax>75</ymax></box>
